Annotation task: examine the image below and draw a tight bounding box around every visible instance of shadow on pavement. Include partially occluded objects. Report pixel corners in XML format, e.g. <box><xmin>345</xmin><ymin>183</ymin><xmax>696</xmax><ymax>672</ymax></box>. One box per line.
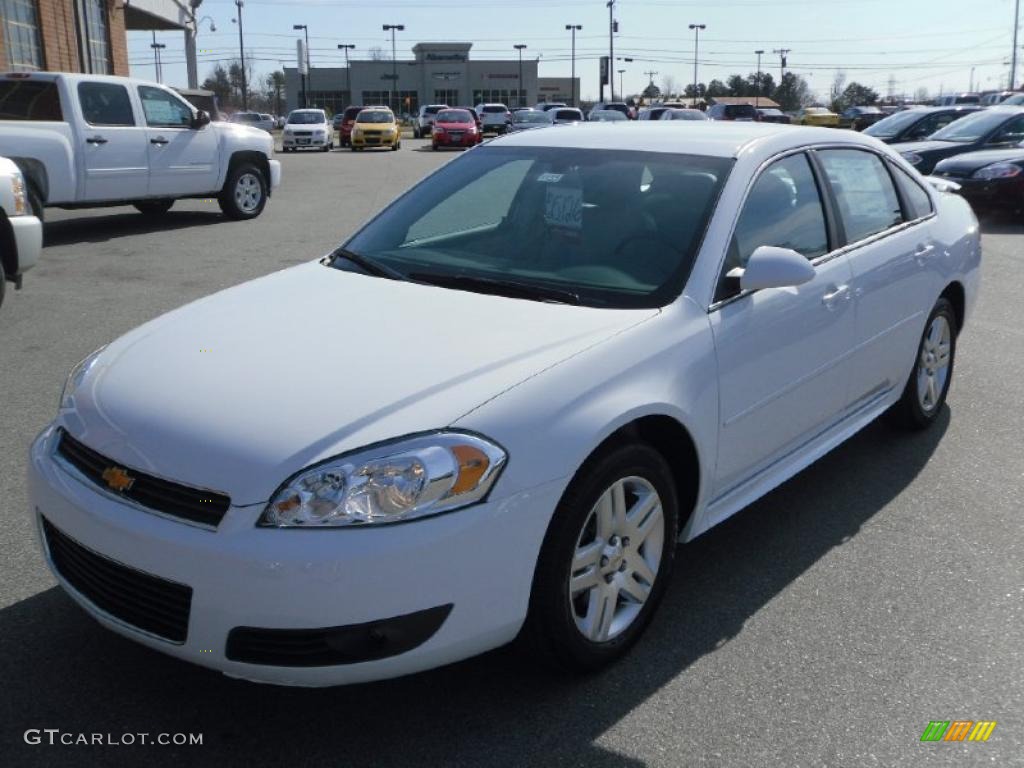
<box><xmin>977</xmin><ymin>210</ymin><xmax>1024</xmax><ymax>235</ymax></box>
<box><xmin>43</xmin><ymin>211</ymin><xmax>228</xmax><ymax>248</ymax></box>
<box><xmin>0</xmin><ymin>412</ymin><xmax>949</xmax><ymax>767</ymax></box>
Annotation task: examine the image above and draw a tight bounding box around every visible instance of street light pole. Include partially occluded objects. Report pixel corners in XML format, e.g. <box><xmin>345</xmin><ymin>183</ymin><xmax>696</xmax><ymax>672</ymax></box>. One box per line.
<box><xmin>293</xmin><ymin>24</ymin><xmax>311</xmax><ymax>107</ymax></box>
<box><xmin>755</xmin><ymin>49</ymin><xmax>764</xmax><ymax>109</ymax></box>
<box><xmin>565</xmin><ymin>24</ymin><xmax>581</xmax><ymax>108</ymax></box>
<box><xmin>383</xmin><ymin>24</ymin><xmax>404</xmax><ymax>113</ymax></box>
<box><xmin>1013</xmin><ymin>0</ymin><xmax>1021</xmax><ymax>90</ymax></box>
<box><xmin>607</xmin><ymin>0</ymin><xmax>616</xmax><ymax>101</ymax></box>
<box><xmin>150</xmin><ymin>32</ymin><xmax>165</xmax><ymax>83</ymax></box>
<box><xmin>338</xmin><ymin>44</ymin><xmax>356</xmax><ymax>106</ymax></box>
<box><xmin>514</xmin><ymin>44</ymin><xmax>527</xmax><ymax>107</ymax></box>
<box><xmin>617</xmin><ymin>68</ymin><xmax>625</xmax><ymax>99</ymax></box>
<box><xmin>234</xmin><ymin>0</ymin><xmax>247</xmax><ymax>111</ymax></box>
<box><xmin>688</xmin><ymin>23</ymin><xmax>705</xmax><ymax>108</ymax></box>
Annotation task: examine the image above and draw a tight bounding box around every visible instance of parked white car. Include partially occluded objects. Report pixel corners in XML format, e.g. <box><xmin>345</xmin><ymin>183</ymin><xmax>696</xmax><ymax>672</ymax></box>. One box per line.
<box><xmin>475</xmin><ymin>103</ymin><xmax>512</xmax><ymax>134</ymax></box>
<box><xmin>413</xmin><ymin>104</ymin><xmax>449</xmax><ymax>138</ymax></box>
<box><xmin>29</xmin><ymin>123</ymin><xmax>979</xmax><ymax>686</ymax></box>
<box><xmin>0</xmin><ymin>72</ymin><xmax>280</xmax><ymax>220</ymax></box>
<box><xmin>281</xmin><ymin>109</ymin><xmax>331</xmax><ymax>152</ymax></box>
<box><xmin>0</xmin><ymin>156</ymin><xmax>42</xmax><ymax>309</ymax></box>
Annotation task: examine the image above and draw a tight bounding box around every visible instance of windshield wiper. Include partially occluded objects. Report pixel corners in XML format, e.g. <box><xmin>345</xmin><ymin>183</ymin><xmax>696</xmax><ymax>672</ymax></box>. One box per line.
<box><xmin>331</xmin><ymin>248</ymin><xmax>408</xmax><ymax>281</ymax></box>
<box><xmin>408</xmin><ymin>272</ymin><xmax>581</xmax><ymax>305</ymax></box>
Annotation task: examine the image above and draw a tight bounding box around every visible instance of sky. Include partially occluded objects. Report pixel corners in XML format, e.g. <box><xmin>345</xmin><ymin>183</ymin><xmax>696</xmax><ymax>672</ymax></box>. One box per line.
<box><xmin>127</xmin><ymin>0</ymin><xmax>1020</xmax><ymax>103</ymax></box>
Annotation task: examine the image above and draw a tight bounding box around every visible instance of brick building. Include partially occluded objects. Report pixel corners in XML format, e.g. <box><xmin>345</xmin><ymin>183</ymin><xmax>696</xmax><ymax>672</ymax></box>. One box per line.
<box><xmin>0</xmin><ymin>0</ymin><xmax>129</xmax><ymax>75</ymax></box>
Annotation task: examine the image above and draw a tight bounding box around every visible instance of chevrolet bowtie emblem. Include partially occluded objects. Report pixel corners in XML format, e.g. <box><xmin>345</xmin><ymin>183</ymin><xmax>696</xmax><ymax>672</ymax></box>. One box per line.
<box><xmin>101</xmin><ymin>466</ymin><xmax>135</xmax><ymax>493</ymax></box>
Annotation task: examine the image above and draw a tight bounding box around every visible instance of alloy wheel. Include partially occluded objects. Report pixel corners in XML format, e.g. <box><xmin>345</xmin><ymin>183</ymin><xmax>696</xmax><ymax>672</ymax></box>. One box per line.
<box><xmin>234</xmin><ymin>173</ymin><xmax>262</xmax><ymax>214</ymax></box>
<box><xmin>917</xmin><ymin>314</ymin><xmax>952</xmax><ymax>413</ymax></box>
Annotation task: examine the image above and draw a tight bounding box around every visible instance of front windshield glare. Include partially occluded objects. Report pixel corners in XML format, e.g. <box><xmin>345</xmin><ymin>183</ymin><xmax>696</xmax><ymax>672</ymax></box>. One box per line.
<box><xmin>517</xmin><ymin>112</ymin><xmax>549</xmax><ymax>123</ymax></box>
<box><xmin>357</xmin><ymin>111</ymin><xmax>393</xmax><ymax>123</ymax></box>
<box><xmin>437</xmin><ymin>111</ymin><xmax>472</xmax><ymax>123</ymax></box>
<box><xmin>338</xmin><ymin>146</ymin><xmax>732</xmax><ymax>309</ymax></box>
<box><xmin>864</xmin><ymin>110</ymin><xmax>923</xmax><ymax>138</ymax></box>
<box><xmin>288</xmin><ymin>111</ymin><xmax>324</xmax><ymax>124</ymax></box>
<box><xmin>930</xmin><ymin>110</ymin><xmax>1006</xmax><ymax>142</ymax></box>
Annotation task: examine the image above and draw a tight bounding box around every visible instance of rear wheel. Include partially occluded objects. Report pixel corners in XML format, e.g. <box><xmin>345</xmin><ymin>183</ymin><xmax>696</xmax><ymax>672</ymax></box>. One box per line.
<box><xmin>888</xmin><ymin>297</ymin><xmax>957</xmax><ymax>429</ymax></box>
<box><xmin>218</xmin><ymin>163</ymin><xmax>267</xmax><ymax>220</ymax></box>
<box><xmin>520</xmin><ymin>443</ymin><xmax>678</xmax><ymax>672</ymax></box>
<box><xmin>133</xmin><ymin>200</ymin><xmax>174</xmax><ymax>216</ymax></box>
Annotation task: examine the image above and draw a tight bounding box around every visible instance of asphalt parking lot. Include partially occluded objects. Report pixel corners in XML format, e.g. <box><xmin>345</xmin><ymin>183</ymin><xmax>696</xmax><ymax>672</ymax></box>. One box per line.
<box><xmin>1</xmin><ymin>138</ymin><xmax>1022</xmax><ymax>767</ymax></box>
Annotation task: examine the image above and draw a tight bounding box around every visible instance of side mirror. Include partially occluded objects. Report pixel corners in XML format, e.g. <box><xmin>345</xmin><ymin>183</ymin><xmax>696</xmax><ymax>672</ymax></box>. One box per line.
<box><xmin>191</xmin><ymin>110</ymin><xmax>211</xmax><ymax>129</ymax></box>
<box><xmin>729</xmin><ymin>246</ymin><xmax>816</xmax><ymax>292</ymax></box>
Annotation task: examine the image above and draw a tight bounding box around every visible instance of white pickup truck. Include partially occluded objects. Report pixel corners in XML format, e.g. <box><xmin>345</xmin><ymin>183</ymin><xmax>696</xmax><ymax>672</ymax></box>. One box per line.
<box><xmin>0</xmin><ymin>72</ymin><xmax>281</xmax><ymax>220</ymax></box>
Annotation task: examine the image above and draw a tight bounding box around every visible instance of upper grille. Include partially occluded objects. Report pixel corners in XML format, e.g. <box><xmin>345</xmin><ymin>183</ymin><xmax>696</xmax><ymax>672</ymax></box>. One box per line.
<box><xmin>43</xmin><ymin>517</ymin><xmax>192</xmax><ymax>643</ymax></box>
<box><xmin>55</xmin><ymin>429</ymin><xmax>231</xmax><ymax>527</ymax></box>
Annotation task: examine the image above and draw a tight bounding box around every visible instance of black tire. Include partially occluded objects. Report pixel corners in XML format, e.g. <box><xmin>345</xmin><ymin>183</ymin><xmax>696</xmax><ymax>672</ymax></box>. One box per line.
<box><xmin>322</xmin><ymin>145</ymin><xmax>330</xmax><ymax>152</ymax></box>
<box><xmin>519</xmin><ymin>442</ymin><xmax>679</xmax><ymax>672</ymax></box>
<box><xmin>432</xmin><ymin>143</ymin><xmax>439</xmax><ymax>151</ymax></box>
<box><xmin>26</xmin><ymin>180</ymin><xmax>44</xmax><ymax>222</ymax></box>
<box><xmin>392</xmin><ymin>142</ymin><xmax>400</xmax><ymax>151</ymax></box>
<box><xmin>218</xmin><ymin>163</ymin><xmax>267</xmax><ymax>220</ymax></box>
<box><xmin>133</xmin><ymin>199</ymin><xmax>174</xmax><ymax>216</ymax></box>
<box><xmin>350</xmin><ymin>145</ymin><xmax>358</xmax><ymax>152</ymax></box>
<box><xmin>0</xmin><ymin>256</ymin><xmax>6</xmax><ymax>309</ymax></box>
<box><xmin>887</xmin><ymin>297</ymin><xmax>957</xmax><ymax>430</ymax></box>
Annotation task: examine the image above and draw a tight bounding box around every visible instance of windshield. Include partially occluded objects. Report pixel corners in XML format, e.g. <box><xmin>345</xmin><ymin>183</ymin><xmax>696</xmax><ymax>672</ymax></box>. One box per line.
<box><xmin>482</xmin><ymin>105</ymin><xmax>508</xmax><ymax>114</ymax></box>
<box><xmin>436</xmin><ymin>110</ymin><xmax>473</xmax><ymax>123</ymax></box>
<box><xmin>1003</xmin><ymin>94</ymin><xmax>1024</xmax><ymax>106</ymax></box>
<box><xmin>930</xmin><ymin>110</ymin><xmax>1011</xmax><ymax>142</ymax></box>
<box><xmin>288</xmin><ymin>111</ymin><xmax>324</xmax><ymax>124</ymax></box>
<box><xmin>554</xmin><ymin>110</ymin><xmax>582</xmax><ymax>121</ymax></box>
<box><xmin>864</xmin><ymin>109</ymin><xmax>926</xmax><ymax>138</ymax></box>
<box><xmin>337</xmin><ymin>146</ymin><xmax>732</xmax><ymax>309</ymax></box>
<box><xmin>592</xmin><ymin>111</ymin><xmax>627</xmax><ymax>121</ymax></box>
<box><xmin>515</xmin><ymin>111</ymin><xmax>550</xmax><ymax>123</ymax></box>
<box><xmin>357</xmin><ymin>110</ymin><xmax>393</xmax><ymax>123</ymax></box>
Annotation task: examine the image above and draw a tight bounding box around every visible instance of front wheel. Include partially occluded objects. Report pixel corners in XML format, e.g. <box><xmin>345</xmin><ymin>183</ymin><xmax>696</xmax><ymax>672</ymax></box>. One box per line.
<box><xmin>520</xmin><ymin>443</ymin><xmax>678</xmax><ymax>672</ymax></box>
<box><xmin>888</xmin><ymin>297</ymin><xmax>957</xmax><ymax>429</ymax></box>
<box><xmin>392</xmin><ymin>142</ymin><xmax>400</xmax><ymax>151</ymax></box>
<box><xmin>218</xmin><ymin>163</ymin><xmax>267</xmax><ymax>220</ymax></box>
<box><xmin>134</xmin><ymin>200</ymin><xmax>174</xmax><ymax>216</ymax></box>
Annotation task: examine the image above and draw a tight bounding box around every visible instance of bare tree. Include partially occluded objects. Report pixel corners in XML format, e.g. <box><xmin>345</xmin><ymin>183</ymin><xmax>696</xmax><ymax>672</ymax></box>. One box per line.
<box><xmin>913</xmin><ymin>86</ymin><xmax>930</xmax><ymax>103</ymax></box>
<box><xmin>829</xmin><ymin>70</ymin><xmax>847</xmax><ymax>110</ymax></box>
<box><xmin>661</xmin><ymin>74</ymin><xmax>678</xmax><ymax>99</ymax></box>
<box><xmin>368</xmin><ymin>46</ymin><xmax>389</xmax><ymax>61</ymax></box>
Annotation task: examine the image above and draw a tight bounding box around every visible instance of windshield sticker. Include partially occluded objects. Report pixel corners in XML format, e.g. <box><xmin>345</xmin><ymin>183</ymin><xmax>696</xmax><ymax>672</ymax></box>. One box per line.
<box><xmin>544</xmin><ymin>186</ymin><xmax>583</xmax><ymax>230</ymax></box>
<box><xmin>537</xmin><ymin>172</ymin><xmax>563</xmax><ymax>183</ymax></box>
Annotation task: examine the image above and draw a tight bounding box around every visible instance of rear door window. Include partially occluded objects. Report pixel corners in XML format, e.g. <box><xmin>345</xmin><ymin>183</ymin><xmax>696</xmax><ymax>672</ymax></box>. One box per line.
<box><xmin>0</xmin><ymin>80</ymin><xmax>63</xmax><ymax>120</ymax></box>
<box><xmin>817</xmin><ymin>149</ymin><xmax>904</xmax><ymax>243</ymax></box>
<box><xmin>78</xmin><ymin>82</ymin><xmax>135</xmax><ymax>126</ymax></box>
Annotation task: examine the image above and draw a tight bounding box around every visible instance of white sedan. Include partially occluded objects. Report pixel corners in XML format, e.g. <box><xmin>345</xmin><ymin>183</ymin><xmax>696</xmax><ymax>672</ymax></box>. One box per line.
<box><xmin>29</xmin><ymin>123</ymin><xmax>980</xmax><ymax>686</ymax></box>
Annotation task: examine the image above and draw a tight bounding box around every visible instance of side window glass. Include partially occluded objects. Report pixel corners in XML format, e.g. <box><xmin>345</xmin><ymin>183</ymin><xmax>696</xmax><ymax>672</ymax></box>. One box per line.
<box><xmin>137</xmin><ymin>86</ymin><xmax>193</xmax><ymax>128</ymax></box>
<box><xmin>891</xmin><ymin>165</ymin><xmax>933</xmax><ymax>220</ymax></box>
<box><xmin>818</xmin><ymin>149</ymin><xmax>903</xmax><ymax>244</ymax></box>
<box><xmin>908</xmin><ymin>113</ymin><xmax>940</xmax><ymax>139</ymax></box>
<box><xmin>78</xmin><ymin>82</ymin><xmax>134</xmax><ymax>126</ymax></box>
<box><xmin>988</xmin><ymin>116</ymin><xmax>1024</xmax><ymax>145</ymax></box>
<box><xmin>719</xmin><ymin>153</ymin><xmax>828</xmax><ymax>298</ymax></box>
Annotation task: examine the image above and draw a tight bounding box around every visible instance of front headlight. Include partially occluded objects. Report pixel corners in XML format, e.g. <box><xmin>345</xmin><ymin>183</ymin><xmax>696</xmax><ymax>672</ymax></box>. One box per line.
<box><xmin>10</xmin><ymin>171</ymin><xmax>27</xmax><ymax>216</ymax></box>
<box><xmin>259</xmin><ymin>432</ymin><xmax>507</xmax><ymax>527</ymax></box>
<box><xmin>973</xmin><ymin>162</ymin><xmax>1022</xmax><ymax>180</ymax></box>
<box><xmin>902</xmin><ymin>152</ymin><xmax>923</xmax><ymax>166</ymax></box>
<box><xmin>59</xmin><ymin>346</ymin><xmax>107</xmax><ymax>411</ymax></box>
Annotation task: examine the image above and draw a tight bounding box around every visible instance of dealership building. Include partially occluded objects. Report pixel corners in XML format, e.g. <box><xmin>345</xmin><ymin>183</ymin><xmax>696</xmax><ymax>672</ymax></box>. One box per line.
<box><xmin>284</xmin><ymin>42</ymin><xmax>579</xmax><ymax>115</ymax></box>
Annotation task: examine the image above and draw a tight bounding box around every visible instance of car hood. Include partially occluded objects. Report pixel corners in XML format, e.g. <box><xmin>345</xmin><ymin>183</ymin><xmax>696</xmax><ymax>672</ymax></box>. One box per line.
<box><xmin>933</xmin><ymin>147</ymin><xmax>1024</xmax><ymax>173</ymax></box>
<box><xmin>892</xmin><ymin>139</ymin><xmax>961</xmax><ymax>155</ymax></box>
<box><xmin>62</xmin><ymin>262</ymin><xmax>656</xmax><ymax>505</ymax></box>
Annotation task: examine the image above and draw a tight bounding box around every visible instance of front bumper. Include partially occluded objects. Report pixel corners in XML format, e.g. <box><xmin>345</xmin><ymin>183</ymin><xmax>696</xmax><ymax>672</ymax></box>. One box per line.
<box><xmin>9</xmin><ymin>213</ymin><xmax>42</xmax><ymax>276</ymax></box>
<box><xmin>28</xmin><ymin>425</ymin><xmax>560</xmax><ymax>686</ymax></box>
<box><xmin>282</xmin><ymin>135</ymin><xmax>331</xmax><ymax>148</ymax></box>
<box><xmin>351</xmin><ymin>132</ymin><xmax>399</xmax><ymax>148</ymax></box>
<box><xmin>268</xmin><ymin>159</ymin><xmax>281</xmax><ymax>192</ymax></box>
<box><xmin>432</xmin><ymin>132</ymin><xmax>480</xmax><ymax>148</ymax></box>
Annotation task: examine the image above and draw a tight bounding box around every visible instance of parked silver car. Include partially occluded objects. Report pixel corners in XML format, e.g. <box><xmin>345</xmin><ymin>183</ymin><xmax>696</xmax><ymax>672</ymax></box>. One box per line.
<box><xmin>414</xmin><ymin>104</ymin><xmax>449</xmax><ymax>138</ymax></box>
<box><xmin>230</xmin><ymin>111</ymin><xmax>274</xmax><ymax>133</ymax></box>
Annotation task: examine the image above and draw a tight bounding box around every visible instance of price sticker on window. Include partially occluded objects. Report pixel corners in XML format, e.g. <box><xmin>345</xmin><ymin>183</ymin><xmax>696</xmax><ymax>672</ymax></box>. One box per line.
<box><xmin>544</xmin><ymin>185</ymin><xmax>583</xmax><ymax>231</ymax></box>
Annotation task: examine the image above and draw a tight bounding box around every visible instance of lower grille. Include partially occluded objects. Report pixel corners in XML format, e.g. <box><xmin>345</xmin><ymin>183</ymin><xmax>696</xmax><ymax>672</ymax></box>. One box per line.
<box><xmin>56</xmin><ymin>429</ymin><xmax>231</xmax><ymax>527</ymax></box>
<box><xmin>226</xmin><ymin>604</ymin><xmax>452</xmax><ymax>667</ymax></box>
<box><xmin>43</xmin><ymin>517</ymin><xmax>192</xmax><ymax>643</ymax></box>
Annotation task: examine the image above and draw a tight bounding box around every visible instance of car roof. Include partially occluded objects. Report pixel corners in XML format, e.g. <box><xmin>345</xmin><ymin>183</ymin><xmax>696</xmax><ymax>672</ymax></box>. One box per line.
<box><xmin>490</xmin><ymin>121</ymin><xmax>876</xmax><ymax>158</ymax></box>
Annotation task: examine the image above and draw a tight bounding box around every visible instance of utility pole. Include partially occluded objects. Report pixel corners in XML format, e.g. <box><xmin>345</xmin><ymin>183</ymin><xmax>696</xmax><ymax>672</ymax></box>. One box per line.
<box><xmin>513</xmin><ymin>44</ymin><xmax>528</xmax><ymax>107</ymax></box>
<box><xmin>607</xmin><ymin>0</ymin><xmax>615</xmax><ymax>101</ymax></box>
<box><xmin>755</xmin><ymin>49</ymin><xmax>764</xmax><ymax>108</ymax></box>
<box><xmin>688</xmin><ymin>24</ymin><xmax>705</xmax><ymax>107</ymax></box>
<box><xmin>1013</xmin><ymin>0</ymin><xmax>1021</xmax><ymax>90</ymax></box>
<box><xmin>565</xmin><ymin>25</ymin><xmax>582</xmax><ymax>108</ymax></box>
<box><xmin>234</xmin><ymin>0</ymin><xmax>247</xmax><ymax>111</ymax></box>
<box><xmin>150</xmin><ymin>32</ymin><xmax>165</xmax><ymax>83</ymax></box>
<box><xmin>293</xmin><ymin>24</ymin><xmax>311</xmax><ymax>107</ymax></box>
<box><xmin>383</xmin><ymin>24</ymin><xmax>404</xmax><ymax>113</ymax></box>
<box><xmin>773</xmin><ymin>47</ymin><xmax>791</xmax><ymax>84</ymax></box>
<box><xmin>338</xmin><ymin>44</ymin><xmax>356</xmax><ymax>106</ymax></box>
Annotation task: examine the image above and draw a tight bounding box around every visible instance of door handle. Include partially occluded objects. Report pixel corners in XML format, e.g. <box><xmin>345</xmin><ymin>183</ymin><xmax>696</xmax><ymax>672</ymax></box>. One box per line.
<box><xmin>914</xmin><ymin>243</ymin><xmax>935</xmax><ymax>265</ymax></box>
<box><xmin>150</xmin><ymin>137</ymin><xmax>169</xmax><ymax>145</ymax></box>
<box><xmin>821</xmin><ymin>284</ymin><xmax>850</xmax><ymax>309</ymax></box>
<box><xmin>85</xmin><ymin>136</ymin><xmax>107</xmax><ymax>144</ymax></box>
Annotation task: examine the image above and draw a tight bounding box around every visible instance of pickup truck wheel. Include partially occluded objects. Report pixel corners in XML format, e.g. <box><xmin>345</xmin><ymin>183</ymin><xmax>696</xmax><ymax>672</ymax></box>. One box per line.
<box><xmin>27</xmin><ymin>181</ymin><xmax>44</xmax><ymax>222</ymax></box>
<box><xmin>0</xmin><ymin>258</ymin><xmax>5</xmax><ymax>308</ymax></box>
<box><xmin>134</xmin><ymin>200</ymin><xmax>174</xmax><ymax>216</ymax></box>
<box><xmin>219</xmin><ymin>163</ymin><xmax>267</xmax><ymax>220</ymax></box>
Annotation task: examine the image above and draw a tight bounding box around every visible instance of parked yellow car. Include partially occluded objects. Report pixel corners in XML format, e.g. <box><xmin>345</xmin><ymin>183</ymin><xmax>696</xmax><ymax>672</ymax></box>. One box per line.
<box><xmin>350</xmin><ymin>108</ymin><xmax>401</xmax><ymax>151</ymax></box>
<box><xmin>796</xmin><ymin>107</ymin><xmax>840</xmax><ymax>127</ymax></box>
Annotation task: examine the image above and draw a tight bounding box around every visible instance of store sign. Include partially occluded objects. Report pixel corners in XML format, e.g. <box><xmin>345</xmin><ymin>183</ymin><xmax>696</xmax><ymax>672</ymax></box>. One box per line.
<box><xmin>432</xmin><ymin>72</ymin><xmax>461</xmax><ymax>81</ymax></box>
<box><xmin>425</xmin><ymin>53</ymin><xmax>467</xmax><ymax>61</ymax></box>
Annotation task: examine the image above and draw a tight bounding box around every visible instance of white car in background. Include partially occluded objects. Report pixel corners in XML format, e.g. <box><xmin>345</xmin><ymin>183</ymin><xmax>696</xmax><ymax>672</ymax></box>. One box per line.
<box><xmin>282</xmin><ymin>109</ymin><xmax>331</xmax><ymax>152</ymax></box>
<box><xmin>475</xmin><ymin>103</ymin><xmax>512</xmax><ymax>134</ymax></box>
<box><xmin>229</xmin><ymin>111</ymin><xmax>274</xmax><ymax>133</ymax></box>
<box><xmin>413</xmin><ymin>104</ymin><xmax>449</xmax><ymax>138</ymax></box>
<box><xmin>30</xmin><ymin>123</ymin><xmax>978</xmax><ymax>686</ymax></box>
<box><xmin>0</xmin><ymin>156</ymin><xmax>42</xmax><ymax>309</ymax></box>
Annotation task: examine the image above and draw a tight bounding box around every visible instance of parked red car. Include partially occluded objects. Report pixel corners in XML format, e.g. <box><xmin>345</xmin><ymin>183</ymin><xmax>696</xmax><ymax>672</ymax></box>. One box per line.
<box><xmin>431</xmin><ymin>109</ymin><xmax>482</xmax><ymax>150</ymax></box>
<box><xmin>337</xmin><ymin>105</ymin><xmax>379</xmax><ymax>148</ymax></box>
